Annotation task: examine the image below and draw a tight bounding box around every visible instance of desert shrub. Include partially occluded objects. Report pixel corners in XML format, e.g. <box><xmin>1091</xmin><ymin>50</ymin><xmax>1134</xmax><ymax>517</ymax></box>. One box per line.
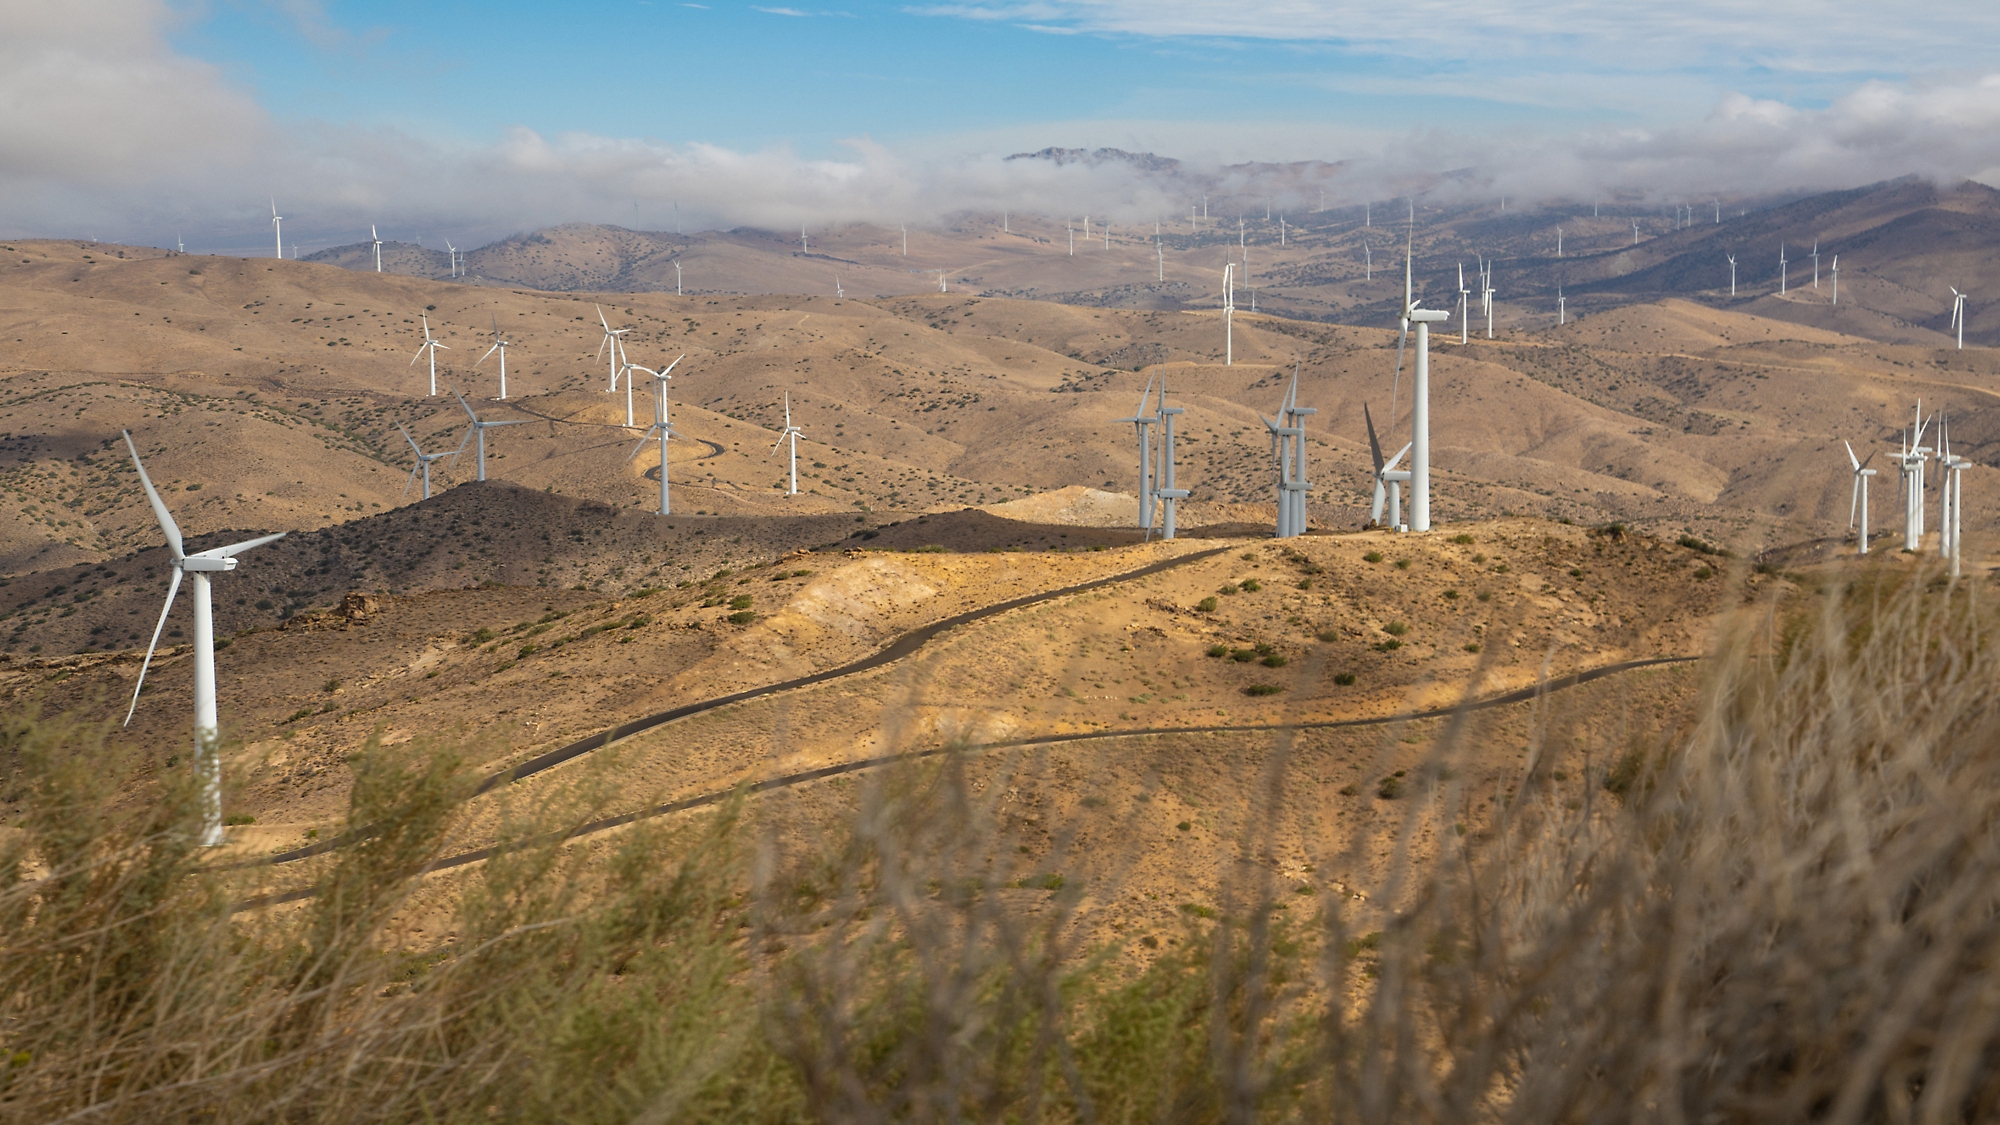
<box><xmin>1197</xmin><ymin>597</ymin><xmax>1219</xmax><ymax>613</ymax></box>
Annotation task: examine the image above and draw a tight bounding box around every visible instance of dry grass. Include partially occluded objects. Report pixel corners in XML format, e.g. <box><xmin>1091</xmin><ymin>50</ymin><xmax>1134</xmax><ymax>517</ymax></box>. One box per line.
<box><xmin>6</xmin><ymin>562</ymin><xmax>2000</xmax><ymax>1122</ymax></box>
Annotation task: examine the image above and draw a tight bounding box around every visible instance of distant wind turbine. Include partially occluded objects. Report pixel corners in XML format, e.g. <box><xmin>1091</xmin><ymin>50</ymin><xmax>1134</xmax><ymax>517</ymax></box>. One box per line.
<box><xmin>1632</xmin><ymin>220</ymin><xmax>1640</xmax><ymax>246</ymax></box>
<box><xmin>1458</xmin><ymin>262</ymin><xmax>1470</xmax><ymax>344</ymax></box>
<box><xmin>626</xmin><ymin>355</ymin><xmax>686</xmax><ymax>514</ymax></box>
<box><xmin>476</xmin><ymin>313</ymin><xmax>511</xmax><ymax>399</ymax></box>
<box><xmin>834</xmin><ymin>274</ymin><xmax>843</xmax><ymax>298</ymax></box>
<box><xmin>371</xmin><ymin>224</ymin><xmax>383</xmax><ymax>272</ymax></box>
<box><xmin>410</xmin><ymin>313</ymin><xmax>448</xmax><ymax>396</ymax></box>
<box><xmin>1831</xmin><ymin>256</ymin><xmax>1839</xmax><ymax>305</ymax></box>
<box><xmin>1728</xmin><ymin>253</ymin><xmax>1737</xmax><ymax>297</ymax></box>
<box><xmin>452</xmin><ymin>389</ymin><xmax>523</xmax><ymax>482</ymax></box>
<box><xmin>1845</xmin><ymin>440</ymin><xmax>1876</xmax><ymax>555</ymax></box>
<box><xmin>800</xmin><ymin>225</ymin><xmax>808</xmax><ymax>254</ymax></box>
<box><xmin>270</xmin><ymin>199</ymin><xmax>283</xmax><ymax>259</ymax></box>
<box><xmin>398</xmin><ymin>422</ymin><xmax>457</xmax><ymax>500</ymax></box>
<box><xmin>176</xmin><ymin>232</ymin><xmax>184</xmax><ymax>254</ymax></box>
<box><xmin>1556</xmin><ymin>227</ymin><xmax>1563</xmax><ymax>257</ymax></box>
<box><xmin>595</xmin><ymin>305</ymin><xmax>630</xmax><ymax>392</ymax></box>
<box><xmin>1558</xmin><ymin>288</ymin><xmax>1567</xmax><ymax>326</ymax></box>
<box><xmin>1222</xmin><ymin>262</ymin><xmax>1235</xmax><ymax>365</ymax></box>
<box><xmin>1780</xmin><ymin>243</ymin><xmax>1788</xmax><ymax>296</ymax></box>
<box><xmin>1951</xmin><ymin>287</ymin><xmax>1969</xmax><ymax>349</ymax></box>
<box><xmin>1811</xmin><ymin>240</ymin><xmax>1820</xmax><ymax>288</ymax></box>
<box><xmin>772</xmin><ymin>392</ymin><xmax>805</xmax><ymax>495</ymax></box>
<box><xmin>674</xmin><ymin>261</ymin><xmax>682</xmax><ymax>295</ymax></box>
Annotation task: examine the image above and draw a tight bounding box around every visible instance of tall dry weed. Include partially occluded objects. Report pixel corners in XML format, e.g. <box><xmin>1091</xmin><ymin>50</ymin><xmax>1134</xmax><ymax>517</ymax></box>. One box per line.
<box><xmin>4</xmin><ymin>563</ymin><xmax>1999</xmax><ymax>1122</ymax></box>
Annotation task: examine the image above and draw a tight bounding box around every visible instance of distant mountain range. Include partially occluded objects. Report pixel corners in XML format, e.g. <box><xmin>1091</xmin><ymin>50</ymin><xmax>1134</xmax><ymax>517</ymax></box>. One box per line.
<box><xmin>298</xmin><ymin>175</ymin><xmax>1998</xmax><ymax>348</ymax></box>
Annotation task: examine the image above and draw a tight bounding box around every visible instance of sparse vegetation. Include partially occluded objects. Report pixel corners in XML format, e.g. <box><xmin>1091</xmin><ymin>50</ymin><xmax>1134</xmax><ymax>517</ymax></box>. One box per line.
<box><xmin>1</xmin><ymin>565</ymin><xmax>1997</xmax><ymax>1120</ymax></box>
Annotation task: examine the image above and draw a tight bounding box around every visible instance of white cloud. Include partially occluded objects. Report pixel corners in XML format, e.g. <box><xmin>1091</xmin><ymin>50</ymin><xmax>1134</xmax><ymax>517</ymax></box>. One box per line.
<box><xmin>4</xmin><ymin>3</ymin><xmax>2000</xmax><ymax>248</ymax></box>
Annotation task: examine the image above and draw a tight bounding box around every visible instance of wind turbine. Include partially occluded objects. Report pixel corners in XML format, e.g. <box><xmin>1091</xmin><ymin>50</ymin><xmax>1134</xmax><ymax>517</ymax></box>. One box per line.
<box><xmin>371</xmin><ymin>225</ymin><xmax>383</xmax><ymax>272</ymax></box>
<box><xmin>1951</xmin><ymin>287</ymin><xmax>1969</xmax><ymax>349</ymax></box>
<box><xmin>1152</xmin><ymin>377</ymin><xmax>1189</xmax><ymax>539</ymax></box>
<box><xmin>1483</xmin><ymin>267</ymin><xmax>1497</xmax><ymax>340</ymax></box>
<box><xmin>595</xmin><ymin>305</ymin><xmax>630</xmax><ymax>392</ymax></box>
<box><xmin>1940</xmin><ymin>419</ymin><xmax>1967</xmax><ymax>577</ymax></box>
<box><xmin>445</xmin><ymin>239</ymin><xmax>458</xmax><ymax>278</ymax></box>
<box><xmin>800</xmin><ymin>225</ymin><xmax>808</xmax><ymax>254</ymax></box>
<box><xmin>674</xmin><ymin>261</ymin><xmax>682</xmax><ymax>296</ymax></box>
<box><xmin>177</xmin><ymin>232</ymin><xmax>184</xmax><ymax>254</ymax></box>
<box><xmin>1262</xmin><ymin>364</ymin><xmax>1315</xmax><ymax>538</ymax></box>
<box><xmin>1558</xmin><ymin>288</ymin><xmax>1567</xmax><ymax>326</ymax></box>
<box><xmin>1116</xmin><ymin>376</ymin><xmax>1159</xmax><ymax>532</ymax></box>
<box><xmin>1728</xmin><ymin>253</ymin><xmax>1737</xmax><ymax>297</ymax></box>
<box><xmin>834</xmin><ymin>274</ymin><xmax>843</xmax><ymax>298</ymax></box>
<box><xmin>1811</xmin><ymin>240</ymin><xmax>1820</xmax><ymax>288</ymax></box>
<box><xmin>1556</xmin><ymin>227</ymin><xmax>1563</xmax><ymax>258</ymax></box>
<box><xmin>1779</xmin><ymin>244</ymin><xmax>1788</xmax><ymax>296</ymax></box>
<box><xmin>1396</xmin><ymin>225</ymin><xmax>1451</xmax><ymax>531</ymax></box>
<box><xmin>1364</xmin><ymin>404</ymin><xmax>1411</xmax><ymax>532</ymax></box>
<box><xmin>772</xmin><ymin>392</ymin><xmax>805</xmax><ymax>495</ymax></box>
<box><xmin>476</xmin><ymin>313</ymin><xmax>511</xmax><ymax>399</ymax></box>
<box><xmin>410</xmin><ymin>313</ymin><xmax>449</xmax><ymax>396</ymax></box>
<box><xmin>1364</xmin><ymin>241</ymin><xmax>1372</xmax><ymax>280</ymax></box>
<box><xmin>1157</xmin><ymin>238</ymin><xmax>1165</xmax><ymax>282</ymax></box>
<box><xmin>1632</xmin><ymin>220</ymin><xmax>1640</xmax><ymax>246</ymax></box>
<box><xmin>1937</xmin><ymin>414</ymin><xmax>1960</xmax><ymax>566</ymax></box>
<box><xmin>270</xmin><ymin>199</ymin><xmax>283</xmax><ymax>259</ymax></box>
<box><xmin>613</xmin><ymin>338</ymin><xmax>642</xmax><ymax>427</ymax></box>
<box><xmin>1222</xmin><ymin>262</ymin><xmax>1235</xmax><ymax>365</ymax></box>
<box><xmin>626</xmin><ymin>355</ymin><xmax>686</xmax><ymax>515</ymax></box>
<box><xmin>1831</xmin><ymin>255</ymin><xmax>1839</xmax><ymax>305</ymax></box>
<box><xmin>119</xmin><ymin>431</ymin><xmax>286</xmax><ymax>847</ymax></box>
<box><xmin>1845</xmin><ymin>440</ymin><xmax>1876</xmax><ymax>555</ymax></box>
<box><xmin>451</xmin><ymin>389</ymin><xmax>523</xmax><ymax>481</ymax></box>
<box><xmin>1458</xmin><ymin>263</ymin><xmax>1470</xmax><ymax>344</ymax></box>
<box><xmin>398</xmin><ymin>422</ymin><xmax>457</xmax><ymax>500</ymax></box>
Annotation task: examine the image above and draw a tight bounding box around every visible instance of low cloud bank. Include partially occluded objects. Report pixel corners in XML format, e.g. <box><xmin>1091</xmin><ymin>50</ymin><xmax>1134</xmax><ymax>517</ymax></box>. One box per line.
<box><xmin>4</xmin><ymin>2</ymin><xmax>1998</xmax><ymax>248</ymax></box>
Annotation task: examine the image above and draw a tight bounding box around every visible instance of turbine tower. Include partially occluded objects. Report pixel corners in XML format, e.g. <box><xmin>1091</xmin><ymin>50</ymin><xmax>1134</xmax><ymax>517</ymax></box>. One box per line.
<box><xmin>120</xmin><ymin>432</ymin><xmax>287</xmax><ymax>846</ymax></box>
<box><xmin>1116</xmin><ymin>377</ymin><xmax>1159</xmax><ymax>533</ymax></box>
<box><xmin>1153</xmin><ymin>378</ymin><xmax>1189</xmax><ymax>539</ymax></box>
<box><xmin>1811</xmin><ymin>240</ymin><xmax>1820</xmax><ymax>288</ymax></box>
<box><xmin>1222</xmin><ymin>262</ymin><xmax>1235</xmax><ymax>365</ymax></box>
<box><xmin>1950</xmin><ymin>287</ymin><xmax>1969</xmax><ymax>349</ymax></box>
<box><xmin>1262</xmin><ymin>365</ymin><xmax>1315</xmax><ymax>538</ymax></box>
<box><xmin>772</xmin><ymin>392</ymin><xmax>805</xmax><ymax>495</ymax></box>
<box><xmin>410</xmin><ymin>313</ymin><xmax>449</xmax><ymax>396</ymax></box>
<box><xmin>445</xmin><ymin>239</ymin><xmax>458</xmax><ymax>278</ymax></box>
<box><xmin>1397</xmin><ymin>227</ymin><xmax>1451</xmax><ymax>531</ymax></box>
<box><xmin>398</xmin><ymin>422</ymin><xmax>456</xmax><ymax>500</ymax></box>
<box><xmin>1728</xmin><ymin>253</ymin><xmax>1737</xmax><ymax>297</ymax></box>
<box><xmin>371</xmin><ymin>224</ymin><xmax>383</xmax><ymax>272</ymax></box>
<box><xmin>1458</xmin><ymin>263</ymin><xmax>1470</xmax><ymax>344</ymax></box>
<box><xmin>1845</xmin><ymin>440</ymin><xmax>1876</xmax><ymax>555</ymax></box>
<box><xmin>270</xmin><ymin>199</ymin><xmax>283</xmax><ymax>259</ymax></box>
<box><xmin>452</xmin><ymin>389</ymin><xmax>523</xmax><ymax>481</ymax></box>
<box><xmin>626</xmin><ymin>355</ymin><xmax>686</xmax><ymax>515</ymax></box>
<box><xmin>1831</xmin><ymin>255</ymin><xmax>1839</xmax><ymax>306</ymax></box>
<box><xmin>1780</xmin><ymin>244</ymin><xmax>1788</xmax><ymax>296</ymax></box>
<box><xmin>476</xmin><ymin>314</ymin><xmax>512</xmax><ymax>399</ymax></box>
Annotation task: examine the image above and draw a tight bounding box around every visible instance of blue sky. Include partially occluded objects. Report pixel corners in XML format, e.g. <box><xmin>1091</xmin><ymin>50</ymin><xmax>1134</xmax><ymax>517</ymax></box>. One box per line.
<box><xmin>5</xmin><ymin>1</ymin><xmax>2000</xmax><ymax>245</ymax></box>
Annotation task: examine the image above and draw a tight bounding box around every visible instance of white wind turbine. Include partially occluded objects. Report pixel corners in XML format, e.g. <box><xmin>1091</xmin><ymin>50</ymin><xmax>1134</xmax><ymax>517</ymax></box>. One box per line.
<box><xmin>1728</xmin><ymin>253</ymin><xmax>1737</xmax><ymax>296</ymax></box>
<box><xmin>834</xmin><ymin>274</ymin><xmax>844</xmax><ymax>298</ymax></box>
<box><xmin>1831</xmin><ymin>255</ymin><xmax>1839</xmax><ymax>305</ymax></box>
<box><xmin>270</xmin><ymin>199</ymin><xmax>283</xmax><ymax>259</ymax></box>
<box><xmin>1152</xmin><ymin>377</ymin><xmax>1189</xmax><ymax>539</ymax></box>
<box><xmin>1556</xmin><ymin>227</ymin><xmax>1563</xmax><ymax>257</ymax></box>
<box><xmin>1779</xmin><ymin>243</ymin><xmax>1788</xmax><ymax>296</ymax></box>
<box><xmin>476</xmin><ymin>313</ymin><xmax>511</xmax><ymax>399</ymax></box>
<box><xmin>1364</xmin><ymin>241</ymin><xmax>1372</xmax><ymax>280</ymax></box>
<box><xmin>1157</xmin><ymin>237</ymin><xmax>1165</xmax><ymax>282</ymax></box>
<box><xmin>371</xmin><ymin>224</ymin><xmax>384</xmax><ymax>272</ymax></box>
<box><xmin>595</xmin><ymin>305</ymin><xmax>630</xmax><ymax>392</ymax></box>
<box><xmin>1393</xmin><ymin>225</ymin><xmax>1451</xmax><ymax>531</ymax></box>
<box><xmin>1845</xmin><ymin>440</ymin><xmax>1876</xmax><ymax>555</ymax></box>
<box><xmin>1222</xmin><ymin>262</ymin><xmax>1235</xmax><ymax>365</ymax></box>
<box><xmin>1364</xmin><ymin>404</ymin><xmax>1412</xmax><ymax>532</ymax></box>
<box><xmin>1632</xmin><ymin>220</ymin><xmax>1640</xmax><ymax>246</ymax></box>
<box><xmin>1262</xmin><ymin>364</ymin><xmax>1315</xmax><ymax>538</ymax></box>
<box><xmin>120</xmin><ymin>432</ymin><xmax>287</xmax><ymax>847</ymax></box>
<box><xmin>772</xmin><ymin>392</ymin><xmax>805</xmax><ymax>495</ymax></box>
<box><xmin>1558</xmin><ymin>287</ymin><xmax>1567</xmax><ymax>326</ymax></box>
<box><xmin>410</xmin><ymin>313</ymin><xmax>449</xmax><ymax>396</ymax></box>
<box><xmin>613</xmin><ymin>338</ymin><xmax>641</xmax><ymax>427</ymax></box>
<box><xmin>625</xmin><ymin>355</ymin><xmax>686</xmax><ymax>515</ymax></box>
<box><xmin>177</xmin><ymin>232</ymin><xmax>185</xmax><ymax>253</ymax></box>
<box><xmin>1939</xmin><ymin>417</ymin><xmax>1968</xmax><ymax>577</ymax></box>
<box><xmin>398</xmin><ymin>422</ymin><xmax>457</xmax><ymax>500</ymax></box>
<box><xmin>1950</xmin><ymin>287</ymin><xmax>1969</xmax><ymax>349</ymax></box>
<box><xmin>1116</xmin><ymin>376</ymin><xmax>1159</xmax><ymax>533</ymax></box>
<box><xmin>1483</xmin><ymin>266</ymin><xmax>1497</xmax><ymax>340</ymax></box>
<box><xmin>445</xmin><ymin>239</ymin><xmax>458</xmax><ymax>278</ymax></box>
<box><xmin>1936</xmin><ymin>413</ymin><xmax>1960</xmax><ymax>566</ymax></box>
<box><xmin>1811</xmin><ymin>240</ymin><xmax>1820</xmax><ymax>288</ymax></box>
<box><xmin>674</xmin><ymin>261</ymin><xmax>682</xmax><ymax>295</ymax></box>
<box><xmin>452</xmin><ymin>389</ymin><xmax>523</xmax><ymax>481</ymax></box>
<box><xmin>1458</xmin><ymin>262</ymin><xmax>1470</xmax><ymax>344</ymax></box>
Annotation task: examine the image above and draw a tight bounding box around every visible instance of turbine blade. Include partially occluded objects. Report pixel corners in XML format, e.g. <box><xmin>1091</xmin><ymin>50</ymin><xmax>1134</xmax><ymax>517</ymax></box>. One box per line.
<box><xmin>1364</xmin><ymin>403</ymin><xmax>1385</xmax><ymax>473</ymax></box>
<box><xmin>1849</xmin><ymin>477</ymin><xmax>1860</xmax><ymax>529</ymax></box>
<box><xmin>404</xmin><ymin>463</ymin><xmax>420</xmax><ymax>497</ymax></box>
<box><xmin>628</xmin><ymin>429</ymin><xmax>657</xmax><ymax>461</ymax></box>
<box><xmin>124</xmin><ymin>568</ymin><xmax>183</xmax><ymax>726</ymax></box>
<box><xmin>197</xmin><ymin>531</ymin><xmax>287</xmax><ymax>559</ymax></box>
<box><xmin>1372</xmin><ymin>480</ymin><xmax>1386</xmax><ymax>524</ymax></box>
<box><xmin>477</xmin><ymin>343</ymin><xmax>499</xmax><ymax>365</ymax></box>
<box><xmin>399</xmin><ymin>422</ymin><xmax>424</xmax><ymax>456</ymax></box>
<box><xmin>1845</xmin><ymin>440</ymin><xmax>1860</xmax><ymax>472</ymax></box>
<box><xmin>454</xmin><ymin>389</ymin><xmax>478</xmax><ymax>423</ymax></box>
<box><xmin>1860</xmin><ymin>450</ymin><xmax>1877</xmax><ymax>470</ymax></box>
<box><xmin>122</xmin><ymin>431</ymin><xmax>183</xmax><ymax>559</ymax></box>
<box><xmin>1388</xmin><ymin>442</ymin><xmax>1412</xmax><ymax>471</ymax></box>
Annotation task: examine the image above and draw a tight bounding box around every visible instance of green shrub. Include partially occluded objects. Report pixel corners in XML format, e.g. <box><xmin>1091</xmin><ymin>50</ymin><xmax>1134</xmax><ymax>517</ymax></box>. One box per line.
<box><xmin>727</xmin><ymin>610</ymin><xmax>756</xmax><ymax>625</ymax></box>
<box><xmin>1243</xmin><ymin>683</ymin><xmax>1283</xmax><ymax>696</ymax></box>
<box><xmin>1382</xmin><ymin>622</ymin><xmax>1408</xmax><ymax>636</ymax></box>
<box><xmin>1333</xmin><ymin>672</ymin><xmax>1356</xmax><ymax>685</ymax></box>
<box><xmin>1197</xmin><ymin>597</ymin><xmax>1218</xmax><ymax>612</ymax></box>
<box><xmin>1363</xmin><ymin>551</ymin><xmax>1383</xmax><ymax>563</ymax></box>
<box><xmin>1205</xmin><ymin>644</ymin><xmax>1228</xmax><ymax>658</ymax></box>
